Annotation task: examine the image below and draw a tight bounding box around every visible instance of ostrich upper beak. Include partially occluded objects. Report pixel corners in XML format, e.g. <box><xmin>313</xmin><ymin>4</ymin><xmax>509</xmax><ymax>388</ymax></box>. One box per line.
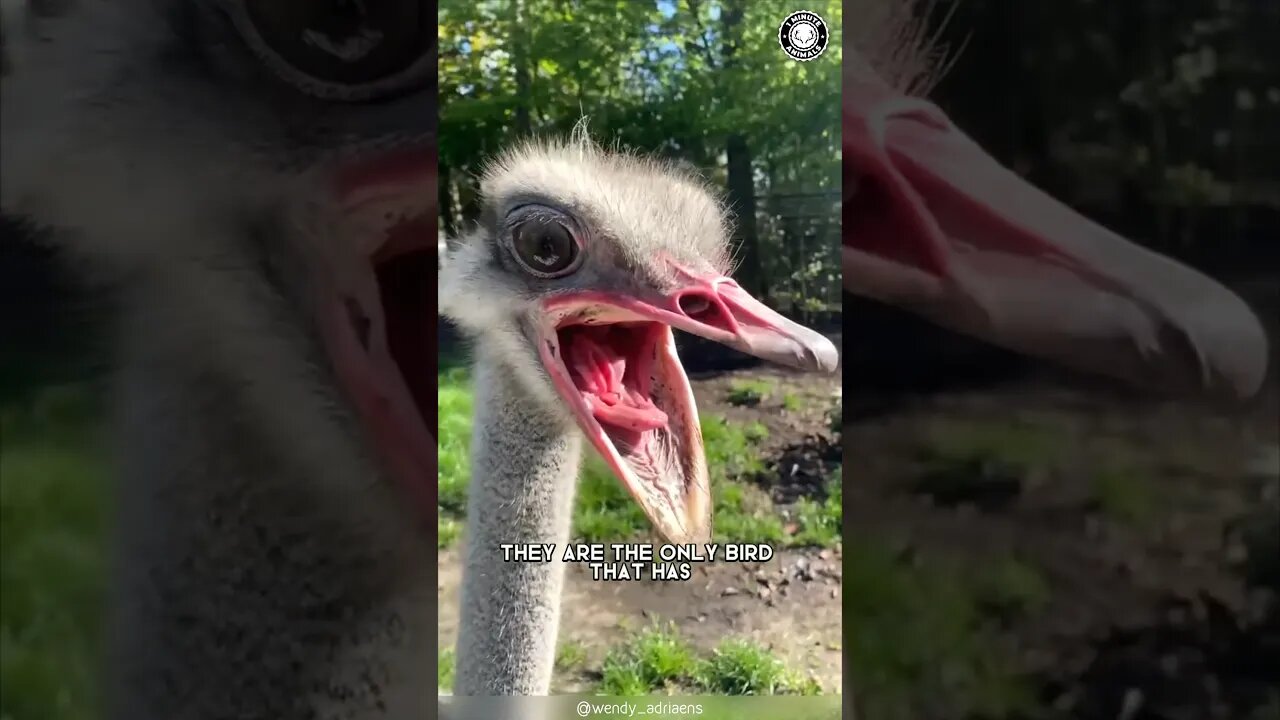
<box><xmin>843</xmin><ymin>81</ymin><xmax>1270</xmax><ymax>403</ymax></box>
<box><xmin>534</xmin><ymin>265</ymin><xmax>838</xmax><ymax>545</ymax></box>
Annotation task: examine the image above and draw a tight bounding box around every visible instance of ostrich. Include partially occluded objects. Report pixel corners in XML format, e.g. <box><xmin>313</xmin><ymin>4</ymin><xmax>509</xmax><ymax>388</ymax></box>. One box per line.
<box><xmin>437</xmin><ymin>136</ymin><xmax>839</xmax><ymax>696</ymax></box>
<box><xmin>3</xmin><ymin>1</ymin><xmax>438</xmax><ymax>718</ymax></box>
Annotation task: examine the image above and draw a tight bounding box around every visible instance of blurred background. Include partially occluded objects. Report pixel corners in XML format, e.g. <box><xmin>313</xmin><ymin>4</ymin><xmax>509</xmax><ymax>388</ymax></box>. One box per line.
<box><xmin>436</xmin><ymin>0</ymin><xmax>845</xmax><ymax>699</ymax></box>
<box><xmin>842</xmin><ymin>1</ymin><xmax>1279</xmax><ymax>719</ymax></box>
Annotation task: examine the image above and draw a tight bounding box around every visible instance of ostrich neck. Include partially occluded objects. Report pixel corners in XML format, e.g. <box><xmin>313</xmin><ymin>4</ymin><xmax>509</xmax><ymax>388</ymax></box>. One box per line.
<box><xmin>454</xmin><ymin>342</ymin><xmax>583</xmax><ymax>695</ymax></box>
<box><xmin>104</xmin><ymin>284</ymin><xmax>434</xmax><ymax>720</ymax></box>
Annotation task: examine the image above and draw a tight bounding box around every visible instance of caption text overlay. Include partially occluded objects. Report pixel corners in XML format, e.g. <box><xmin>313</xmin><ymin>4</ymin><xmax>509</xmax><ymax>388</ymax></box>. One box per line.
<box><xmin>500</xmin><ymin>542</ymin><xmax>774</xmax><ymax>581</ymax></box>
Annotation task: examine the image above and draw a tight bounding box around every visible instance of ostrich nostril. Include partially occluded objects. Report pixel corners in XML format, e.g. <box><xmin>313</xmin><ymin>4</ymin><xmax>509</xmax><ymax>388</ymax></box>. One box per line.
<box><xmin>677</xmin><ymin>293</ymin><xmax>714</xmax><ymax>319</ymax></box>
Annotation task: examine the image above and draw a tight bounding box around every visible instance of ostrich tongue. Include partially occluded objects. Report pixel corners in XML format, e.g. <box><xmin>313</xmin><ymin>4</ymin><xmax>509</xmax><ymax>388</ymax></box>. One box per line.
<box><xmin>564</xmin><ymin>324</ymin><xmax>670</xmax><ymax>434</ymax></box>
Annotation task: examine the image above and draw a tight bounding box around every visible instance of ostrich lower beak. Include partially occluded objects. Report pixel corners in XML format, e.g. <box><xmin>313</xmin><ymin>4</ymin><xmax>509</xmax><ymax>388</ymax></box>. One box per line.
<box><xmin>535</xmin><ymin>278</ymin><xmax>838</xmax><ymax>544</ymax></box>
<box><xmin>318</xmin><ymin>147</ymin><xmax>439</xmax><ymax>519</ymax></box>
<box><xmin>843</xmin><ymin>82</ymin><xmax>1269</xmax><ymax>403</ymax></box>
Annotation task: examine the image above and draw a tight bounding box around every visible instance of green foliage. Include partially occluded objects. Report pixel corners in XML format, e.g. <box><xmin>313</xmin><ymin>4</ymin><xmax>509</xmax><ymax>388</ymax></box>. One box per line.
<box><xmin>974</xmin><ymin>557</ymin><xmax>1051</xmax><ymax>619</ymax></box>
<box><xmin>918</xmin><ymin>420</ymin><xmax>1062</xmax><ymax>473</ymax></box>
<box><xmin>727</xmin><ymin>379</ymin><xmax>775</xmax><ymax>407</ymax></box>
<box><xmin>599</xmin><ymin>623</ymin><xmax>699</xmax><ymax>694</ymax></box>
<box><xmin>843</xmin><ymin>541</ymin><xmax>1037</xmax><ymax>720</ymax></box>
<box><xmin>439</xmin><ymin>648</ymin><xmax>456</xmax><ymax>692</ymax></box>
<box><xmin>788</xmin><ymin>468</ymin><xmax>842</xmax><ymax>547</ymax></box>
<box><xmin>696</xmin><ymin>638</ymin><xmax>819</xmax><ymax>696</ymax></box>
<box><xmin>439</xmin><ymin>0</ymin><xmax>842</xmax><ymax>166</ymax></box>
<box><xmin>595</xmin><ymin>624</ymin><xmax>820</xmax><ymax>696</ymax></box>
<box><xmin>555</xmin><ymin>639</ymin><xmax>589</xmax><ymax>672</ymax></box>
<box><xmin>438</xmin><ymin>514</ymin><xmax>462</xmax><ymax>549</ymax></box>
<box><xmin>701</xmin><ymin>415</ymin><xmax>768</xmax><ymax>479</ymax></box>
<box><xmin>439</xmin><ymin>0</ymin><xmax>844</xmax><ymax>306</ymax></box>
<box><xmin>1090</xmin><ymin>463</ymin><xmax>1158</xmax><ymax>527</ymax></box>
<box><xmin>573</xmin><ymin>453</ymin><xmax>652</xmax><ymax>542</ymax></box>
<box><xmin>941</xmin><ymin>0</ymin><xmax>1277</xmax><ymax>255</ymax></box>
<box><xmin>0</xmin><ymin>392</ymin><xmax>106</xmax><ymax>720</ymax></box>
<box><xmin>712</xmin><ymin>480</ymin><xmax>785</xmax><ymax>544</ymax></box>
<box><xmin>437</xmin><ymin>368</ymin><xmax>474</xmax><ymax>515</ymax></box>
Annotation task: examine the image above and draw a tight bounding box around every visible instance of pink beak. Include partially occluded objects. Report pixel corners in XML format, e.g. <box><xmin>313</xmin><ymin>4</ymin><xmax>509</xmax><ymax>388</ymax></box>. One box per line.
<box><xmin>842</xmin><ymin>80</ymin><xmax>1270</xmax><ymax>403</ymax></box>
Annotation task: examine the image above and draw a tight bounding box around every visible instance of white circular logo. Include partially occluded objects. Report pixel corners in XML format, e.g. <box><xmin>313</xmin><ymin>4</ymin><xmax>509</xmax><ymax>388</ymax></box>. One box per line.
<box><xmin>779</xmin><ymin>11</ymin><xmax>829</xmax><ymax>61</ymax></box>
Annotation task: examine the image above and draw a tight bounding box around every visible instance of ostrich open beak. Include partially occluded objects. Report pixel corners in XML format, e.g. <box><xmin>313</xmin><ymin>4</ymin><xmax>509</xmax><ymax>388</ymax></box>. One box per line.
<box><xmin>318</xmin><ymin>146</ymin><xmax>439</xmax><ymax>518</ymax></box>
<box><xmin>843</xmin><ymin>81</ymin><xmax>1270</xmax><ymax>403</ymax></box>
<box><xmin>533</xmin><ymin>262</ymin><xmax>839</xmax><ymax>545</ymax></box>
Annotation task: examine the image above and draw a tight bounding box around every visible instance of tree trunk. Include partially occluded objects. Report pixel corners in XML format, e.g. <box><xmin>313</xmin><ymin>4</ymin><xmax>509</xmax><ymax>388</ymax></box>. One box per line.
<box><xmin>719</xmin><ymin>0</ymin><xmax>766</xmax><ymax>300</ymax></box>
<box><xmin>1114</xmin><ymin>0</ymin><xmax>1147</xmax><ymax>240</ymax></box>
<box><xmin>726</xmin><ymin>133</ymin><xmax>766</xmax><ymax>299</ymax></box>
<box><xmin>512</xmin><ymin>0</ymin><xmax>531</xmax><ymax>136</ymax></box>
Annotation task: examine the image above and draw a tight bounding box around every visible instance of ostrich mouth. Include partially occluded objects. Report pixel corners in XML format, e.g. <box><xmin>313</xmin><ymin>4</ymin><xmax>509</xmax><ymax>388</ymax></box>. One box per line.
<box><xmin>319</xmin><ymin>146</ymin><xmax>439</xmax><ymax>519</ymax></box>
<box><xmin>535</xmin><ymin>279</ymin><xmax>838</xmax><ymax>545</ymax></box>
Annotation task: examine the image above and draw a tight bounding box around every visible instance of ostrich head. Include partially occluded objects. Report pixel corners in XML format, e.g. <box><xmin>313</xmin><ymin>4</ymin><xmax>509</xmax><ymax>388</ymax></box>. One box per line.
<box><xmin>1</xmin><ymin>0</ymin><xmax>439</xmax><ymax>513</ymax></box>
<box><xmin>839</xmin><ymin>3</ymin><xmax>1270</xmax><ymax>403</ymax></box>
<box><xmin>440</xmin><ymin>135</ymin><xmax>838</xmax><ymax>544</ymax></box>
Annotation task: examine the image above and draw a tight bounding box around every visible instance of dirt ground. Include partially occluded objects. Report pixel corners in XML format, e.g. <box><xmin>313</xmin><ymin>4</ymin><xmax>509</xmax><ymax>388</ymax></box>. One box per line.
<box><xmin>843</xmin><ymin>372</ymin><xmax>1279</xmax><ymax>719</ymax></box>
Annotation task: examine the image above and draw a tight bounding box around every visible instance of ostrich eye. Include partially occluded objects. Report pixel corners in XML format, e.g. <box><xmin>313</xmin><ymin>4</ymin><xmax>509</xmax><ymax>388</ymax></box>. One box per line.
<box><xmin>510</xmin><ymin>217</ymin><xmax>581</xmax><ymax>278</ymax></box>
<box><xmin>231</xmin><ymin>0</ymin><xmax>431</xmax><ymax>101</ymax></box>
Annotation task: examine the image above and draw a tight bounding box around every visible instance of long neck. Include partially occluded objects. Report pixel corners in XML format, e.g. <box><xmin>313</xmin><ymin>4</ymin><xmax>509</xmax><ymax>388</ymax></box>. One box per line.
<box><xmin>104</xmin><ymin>280</ymin><xmax>434</xmax><ymax>720</ymax></box>
<box><xmin>454</xmin><ymin>343</ymin><xmax>583</xmax><ymax>695</ymax></box>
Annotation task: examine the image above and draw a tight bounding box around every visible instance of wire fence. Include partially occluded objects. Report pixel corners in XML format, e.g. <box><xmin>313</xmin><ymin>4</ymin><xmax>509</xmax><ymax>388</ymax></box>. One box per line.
<box><xmin>755</xmin><ymin>189</ymin><xmax>842</xmax><ymax>326</ymax></box>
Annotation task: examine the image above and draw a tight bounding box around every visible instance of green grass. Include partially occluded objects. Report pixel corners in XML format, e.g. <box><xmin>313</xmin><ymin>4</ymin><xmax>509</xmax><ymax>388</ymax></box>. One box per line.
<box><xmin>573</xmin><ymin>455</ymin><xmax>652</xmax><ymax>542</ymax></box>
<box><xmin>788</xmin><ymin>468</ymin><xmax>842</xmax><ymax>547</ymax></box>
<box><xmin>436</xmin><ymin>372</ymin><xmax>842</xmax><ymax>549</ymax></box>
<box><xmin>843</xmin><ymin>541</ymin><xmax>1037</xmax><ymax>720</ymax></box>
<box><xmin>726</xmin><ymin>379</ymin><xmax>776</xmax><ymax>407</ymax></box>
<box><xmin>438</xmin><ymin>513</ymin><xmax>462</xmax><ymax>549</ymax></box>
<box><xmin>1089</xmin><ymin>463</ymin><xmax>1158</xmax><ymax>527</ymax></box>
<box><xmin>711</xmin><ymin>480</ymin><xmax>785</xmax><ymax>544</ymax></box>
<box><xmin>600</xmin><ymin>623</ymin><xmax>699</xmax><ymax>694</ymax></box>
<box><xmin>919</xmin><ymin>419</ymin><xmax>1063</xmax><ymax>472</ymax></box>
<box><xmin>437</xmin><ymin>367</ymin><xmax>473</xmax><ymax>517</ymax></box>
<box><xmin>697</xmin><ymin>639</ymin><xmax>821</xmax><ymax>696</ymax></box>
<box><xmin>1</xmin><ymin>388</ymin><xmax>107</xmax><ymax>720</ymax></box>
<box><xmin>973</xmin><ymin>556</ymin><xmax>1051</xmax><ymax>619</ymax></box>
<box><xmin>555</xmin><ymin>639</ymin><xmax>588</xmax><ymax>673</ymax></box>
<box><xmin>701</xmin><ymin>416</ymin><xmax>769</xmax><ymax>478</ymax></box>
<box><xmin>597</xmin><ymin>624</ymin><xmax>819</xmax><ymax>696</ymax></box>
<box><xmin>438</xmin><ymin>647</ymin><xmax>455</xmax><ymax>692</ymax></box>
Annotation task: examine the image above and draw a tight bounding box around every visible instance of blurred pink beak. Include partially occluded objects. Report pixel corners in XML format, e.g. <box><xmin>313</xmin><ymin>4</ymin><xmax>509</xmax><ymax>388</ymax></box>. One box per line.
<box><xmin>842</xmin><ymin>81</ymin><xmax>1269</xmax><ymax>403</ymax></box>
